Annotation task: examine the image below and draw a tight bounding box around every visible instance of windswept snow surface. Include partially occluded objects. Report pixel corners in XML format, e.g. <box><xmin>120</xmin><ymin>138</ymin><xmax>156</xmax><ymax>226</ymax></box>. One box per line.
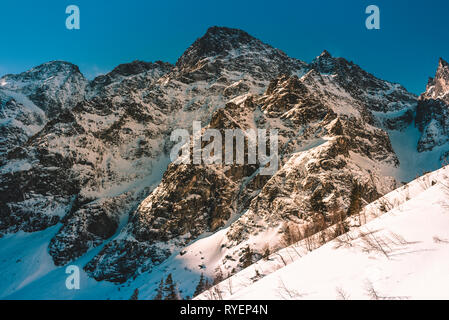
<box><xmin>196</xmin><ymin>165</ymin><xmax>449</xmax><ymax>300</ymax></box>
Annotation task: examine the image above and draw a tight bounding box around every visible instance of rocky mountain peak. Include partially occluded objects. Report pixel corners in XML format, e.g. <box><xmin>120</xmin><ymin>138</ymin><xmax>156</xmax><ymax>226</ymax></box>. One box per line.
<box><xmin>310</xmin><ymin>50</ymin><xmax>337</xmax><ymax>73</ymax></box>
<box><xmin>318</xmin><ymin>49</ymin><xmax>332</xmax><ymax>59</ymax></box>
<box><xmin>0</xmin><ymin>60</ymin><xmax>88</xmax><ymax>118</ymax></box>
<box><xmin>202</xmin><ymin>26</ymin><xmax>255</xmax><ymax>45</ymax></box>
<box><xmin>89</xmin><ymin>60</ymin><xmax>173</xmax><ymax>90</ymax></box>
<box><xmin>107</xmin><ymin>60</ymin><xmax>170</xmax><ymax>78</ymax></box>
<box><xmin>174</xmin><ymin>26</ymin><xmax>306</xmax><ymax>82</ymax></box>
<box><xmin>435</xmin><ymin>57</ymin><xmax>449</xmax><ymax>83</ymax></box>
<box><xmin>426</xmin><ymin>77</ymin><xmax>435</xmax><ymax>89</ymax></box>
<box><xmin>175</xmin><ymin>26</ymin><xmax>258</xmax><ymax>68</ymax></box>
<box><xmin>421</xmin><ymin>57</ymin><xmax>449</xmax><ymax>102</ymax></box>
<box><xmin>1</xmin><ymin>60</ymin><xmax>84</xmax><ymax>85</ymax></box>
<box><xmin>416</xmin><ymin>58</ymin><xmax>449</xmax><ymax>152</ymax></box>
<box><xmin>438</xmin><ymin>57</ymin><xmax>449</xmax><ymax>69</ymax></box>
<box><xmin>434</xmin><ymin>57</ymin><xmax>449</xmax><ymax>98</ymax></box>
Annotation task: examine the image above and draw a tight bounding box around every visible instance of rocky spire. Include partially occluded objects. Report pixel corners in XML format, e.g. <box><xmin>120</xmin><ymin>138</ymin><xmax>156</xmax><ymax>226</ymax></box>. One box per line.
<box><xmin>422</xmin><ymin>57</ymin><xmax>449</xmax><ymax>101</ymax></box>
<box><xmin>174</xmin><ymin>26</ymin><xmax>307</xmax><ymax>82</ymax></box>
<box><xmin>435</xmin><ymin>57</ymin><xmax>449</xmax><ymax>94</ymax></box>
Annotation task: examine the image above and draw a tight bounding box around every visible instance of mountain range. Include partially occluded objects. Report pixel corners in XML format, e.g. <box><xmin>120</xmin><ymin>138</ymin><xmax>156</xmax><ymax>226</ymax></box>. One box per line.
<box><xmin>0</xmin><ymin>26</ymin><xmax>448</xmax><ymax>299</ymax></box>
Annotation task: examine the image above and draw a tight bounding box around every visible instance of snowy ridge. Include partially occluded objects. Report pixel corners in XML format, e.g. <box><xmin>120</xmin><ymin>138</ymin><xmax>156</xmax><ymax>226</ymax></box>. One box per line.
<box><xmin>195</xmin><ymin>164</ymin><xmax>449</xmax><ymax>300</ymax></box>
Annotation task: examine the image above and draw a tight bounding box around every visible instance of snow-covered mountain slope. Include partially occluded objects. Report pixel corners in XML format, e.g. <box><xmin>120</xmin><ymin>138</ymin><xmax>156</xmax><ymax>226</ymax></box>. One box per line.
<box><xmin>0</xmin><ymin>61</ymin><xmax>88</xmax><ymax>159</ymax></box>
<box><xmin>0</xmin><ymin>89</ymin><xmax>46</xmax><ymax>156</ymax></box>
<box><xmin>195</xmin><ymin>164</ymin><xmax>449</xmax><ymax>300</ymax></box>
<box><xmin>0</xmin><ymin>61</ymin><xmax>88</xmax><ymax>118</ymax></box>
<box><xmin>1</xmin><ymin>26</ymin><xmax>448</xmax><ymax>300</ymax></box>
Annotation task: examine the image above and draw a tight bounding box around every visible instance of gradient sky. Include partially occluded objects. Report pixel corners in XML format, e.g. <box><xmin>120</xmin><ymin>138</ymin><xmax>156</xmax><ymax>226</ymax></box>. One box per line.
<box><xmin>0</xmin><ymin>0</ymin><xmax>448</xmax><ymax>94</ymax></box>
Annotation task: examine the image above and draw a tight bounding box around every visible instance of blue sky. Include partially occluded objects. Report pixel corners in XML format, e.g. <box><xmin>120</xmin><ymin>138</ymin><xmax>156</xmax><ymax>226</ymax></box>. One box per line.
<box><xmin>0</xmin><ymin>0</ymin><xmax>448</xmax><ymax>94</ymax></box>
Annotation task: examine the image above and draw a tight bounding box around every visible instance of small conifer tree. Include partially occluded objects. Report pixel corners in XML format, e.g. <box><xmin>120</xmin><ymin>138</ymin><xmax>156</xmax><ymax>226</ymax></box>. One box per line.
<box><xmin>193</xmin><ymin>273</ymin><xmax>206</xmax><ymax>297</ymax></box>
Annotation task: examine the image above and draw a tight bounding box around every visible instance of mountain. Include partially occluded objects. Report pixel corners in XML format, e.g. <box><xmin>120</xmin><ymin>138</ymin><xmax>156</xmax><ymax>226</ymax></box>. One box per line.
<box><xmin>175</xmin><ymin>26</ymin><xmax>307</xmax><ymax>82</ymax></box>
<box><xmin>84</xmin><ymin>49</ymin><xmax>420</xmax><ymax>284</ymax></box>
<box><xmin>1</xmin><ymin>61</ymin><xmax>88</xmax><ymax>118</ymax></box>
<box><xmin>0</xmin><ymin>27</ymin><xmax>448</xmax><ymax>300</ymax></box>
<box><xmin>0</xmin><ymin>27</ymin><xmax>307</xmax><ymax>269</ymax></box>
<box><xmin>0</xmin><ymin>61</ymin><xmax>88</xmax><ymax>158</ymax></box>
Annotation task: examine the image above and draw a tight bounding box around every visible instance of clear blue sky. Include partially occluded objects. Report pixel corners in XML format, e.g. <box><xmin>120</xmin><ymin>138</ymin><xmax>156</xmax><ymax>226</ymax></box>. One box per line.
<box><xmin>0</xmin><ymin>0</ymin><xmax>448</xmax><ymax>94</ymax></box>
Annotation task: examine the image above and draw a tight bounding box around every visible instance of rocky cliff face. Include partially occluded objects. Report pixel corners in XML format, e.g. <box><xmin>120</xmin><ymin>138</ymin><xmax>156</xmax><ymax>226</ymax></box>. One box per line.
<box><xmin>1</xmin><ymin>27</ymin><xmax>448</xmax><ymax>295</ymax></box>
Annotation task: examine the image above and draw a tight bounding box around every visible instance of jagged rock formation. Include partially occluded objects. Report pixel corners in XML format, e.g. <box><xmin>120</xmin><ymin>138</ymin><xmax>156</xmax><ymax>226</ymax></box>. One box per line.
<box><xmin>416</xmin><ymin>58</ymin><xmax>449</xmax><ymax>155</ymax></box>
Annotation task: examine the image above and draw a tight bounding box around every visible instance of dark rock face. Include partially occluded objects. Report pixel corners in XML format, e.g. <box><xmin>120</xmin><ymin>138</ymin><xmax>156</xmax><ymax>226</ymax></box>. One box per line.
<box><xmin>89</xmin><ymin>60</ymin><xmax>173</xmax><ymax>90</ymax></box>
<box><xmin>130</xmin><ymin>164</ymin><xmax>238</xmax><ymax>242</ymax></box>
<box><xmin>84</xmin><ymin>239</ymin><xmax>170</xmax><ymax>283</ymax></box>
<box><xmin>48</xmin><ymin>196</ymin><xmax>124</xmax><ymax>266</ymax></box>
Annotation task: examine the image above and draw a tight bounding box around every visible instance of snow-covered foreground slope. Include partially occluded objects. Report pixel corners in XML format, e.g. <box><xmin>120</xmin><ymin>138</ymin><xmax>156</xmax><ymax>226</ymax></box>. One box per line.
<box><xmin>196</xmin><ymin>165</ymin><xmax>449</xmax><ymax>300</ymax></box>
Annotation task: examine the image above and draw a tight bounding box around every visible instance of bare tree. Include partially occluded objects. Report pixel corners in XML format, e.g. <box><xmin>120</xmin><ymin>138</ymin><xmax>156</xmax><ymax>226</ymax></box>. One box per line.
<box><xmin>365</xmin><ymin>280</ymin><xmax>382</xmax><ymax>300</ymax></box>
<box><xmin>364</xmin><ymin>280</ymin><xmax>410</xmax><ymax>300</ymax></box>
<box><xmin>225</xmin><ymin>277</ymin><xmax>234</xmax><ymax>296</ymax></box>
<box><xmin>281</xmin><ymin>222</ymin><xmax>303</xmax><ymax>247</ymax></box>
<box><xmin>213</xmin><ymin>267</ymin><xmax>224</xmax><ymax>285</ymax></box>
<box><xmin>204</xmin><ymin>285</ymin><xmax>223</xmax><ymax>300</ymax></box>
<box><xmin>277</xmin><ymin>277</ymin><xmax>303</xmax><ymax>300</ymax></box>
<box><xmin>389</xmin><ymin>231</ymin><xmax>417</xmax><ymax>246</ymax></box>
<box><xmin>417</xmin><ymin>174</ymin><xmax>432</xmax><ymax>190</ymax></box>
<box><xmin>261</xmin><ymin>243</ymin><xmax>271</xmax><ymax>260</ymax></box>
<box><xmin>357</xmin><ymin>229</ymin><xmax>419</xmax><ymax>259</ymax></box>
<box><xmin>433</xmin><ymin>236</ymin><xmax>449</xmax><ymax>244</ymax></box>
<box><xmin>275</xmin><ymin>252</ymin><xmax>288</xmax><ymax>266</ymax></box>
<box><xmin>378</xmin><ymin>198</ymin><xmax>393</xmax><ymax>213</ymax></box>
<box><xmin>335</xmin><ymin>287</ymin><xmax>350</xmax><ymax>300</ymax></box>
<box><xmin>333</xmin><ymin>234</ymin><xmax>354</xmax><ymax>249</ymax></box>
<box><xmin>359</xmin><ymin>229</ymin><xmax>391</xmax><ymax>259</ymax></box>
